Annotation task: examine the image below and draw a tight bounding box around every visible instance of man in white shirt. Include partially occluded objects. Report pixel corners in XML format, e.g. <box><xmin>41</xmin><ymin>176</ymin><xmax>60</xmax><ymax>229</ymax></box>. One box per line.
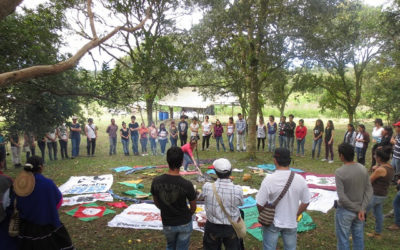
<box><xmin>198</xmin><ymin>158</ymin><xmax>244</xmax><ymax>250</ymax></box>
<box><xmin>85</xmin><ymin>118</ymin><xmax>97</xmax><ymax>156</ymax></box>
<box><xmin>256</xmin><ymin>148</ymin><xmax>310</xmax><ymax>250</ymax></box>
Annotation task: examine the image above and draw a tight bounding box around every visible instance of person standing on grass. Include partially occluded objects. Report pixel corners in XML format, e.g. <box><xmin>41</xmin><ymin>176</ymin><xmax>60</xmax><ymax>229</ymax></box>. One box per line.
<box><xmin>312</xmin><ymin>119</ymin><xmax>324</xmax><ymax>160</ymax></box>
<box><xmin>278</xmin><ymin>116</ymin><xmax>288</xmax><ymax>149</ymax></box>
<box><xmin>213</xmin><ymin>119</ymin><xmax>226</xmax><ymax>152</ymax></box>
<box><xmin>9</xmin><ymin>131</ymin><xmax>21</xmax><ymax>168</ymax></box>
<box><xmin>343</xmin><ymin>124</ymin><xmax>356</xmax><ymax>147</ymax></box>
<box><xmin>120</xmin><ymin>122</ymin><xmax>130</xmax><ymax>156</ymax></box>
<box><xmin>256</xmin><ymin>148</ymin><xmax>310</xmax><ymax>250</ymax></box>
<box><xmin>129</xmin><ymin>115</ymin><xmax>140</xmax><ymax>156</ymax></box>
<box><xmin>198</xmin><ymin>158</ymin><xmax>244</xmax><ymax>250</ymax></box>
<box><xmin>46</xmin><ymin>129</ymin><xmax>58</xmax><ymax>161</ymax></box>
<box><xmin>295</xmin><ymin>119</ymin><xmax>307</xmax><ymax>157</ymax></box>
<box><xmin>37</xmin><ymin>136</ymin><xmax>46</xmax><ymax>163</ymax></box>
<box><xmin>371</xmin><ymin>126</ymin><xmax>393</xmax><ymax>168</ymax></box>
<box><xmin>227</xmin><ymin>117</ymin><xmax>235</xmax><ymax>152</ymax></box>
<box><xmin>0</xmin><ymin>132</ymin><xmax>7</xmax><ymax>170</ymax></box>
<box><xmin>391</xmin><ymin>121</ymin><xmax>400</xmax><ymax>176</ymax></box>
<box><xmin>257</xmin><ymin>117</ymin><xmax>267</xmax><ymax>151</ymax></box>
<box><xmin>267</xmin><ymin>115</ymin><xmax>277</xmax><ymax>153</ymax></box>
<box><xmin>23</xmin><ymin>132</ymin><xmax>36</xmax><ymax>162</ymax></box>
<box><xmin>355</xmin><ymin>124</ymin><xmax>370</xmax><ymax>165</ymax></box>
<box><xmin>178</xmin><ymin>115</ymin><xmax>188</xmax><ymax>146</ymax></box>
<box><xmin>202</xmin><ymin>115</ymin><xmax>212</xmax><ymax>151</ymax></box>
<box><xmin>139</xmin><ymin>122</ymin><xmax>149</xmax><ymax>156</ymax></box>
<box><xmin>371</xmin><ymin>118</ymin><xmax>384</xmax><ymax>168</ymax></box>
<box><xmin>181</xmin><ymin>138</ymin><xmax>199</xmax><ymax>172</ymax></box>
<box><xmin>85</xmin><ymin>118</ymin><xmax>97</xmax><ymax>157</ymax></box>
<box><xmin>365</xmin><ymin>147</ymin><xmax>394</xmax><ymax>240</ymax></box>
<box><xmin>190</xmin><ymin>117</ymin><xmax>200</xmax><ymax>140</ymax></box>
<box><xmin>151</xmin><ymin>147</ymin><xmax>197</xmax><ymax>250</ymax></box>
<box><xmin>335</xmin><ymin>142</ymin><xmax>372</xmax><ymax>250</ymax></box>
<box><xmin>322</xmin><ymin>120</ymin><xmax>335</xmax><ymax>163</ymax></box>
<box><xmin>58</xmin><ymin>123</ymin><xmax>69</xmax><ymax>159</ymax></box>
<box><xmin>70</xmin><ymin>116</ymin><xmax>81</xmax><ymax>159</ymax></box>
<box><xmin>169</xmin><ymin>121</ymin><xmax>178</xmax><ymax>147</ymax></box>
<box><xmin>158</xmin><ymin>123</ymin><xmax>169</xmax><ymax>156</ymax></box>
<box><xmin>149</xmin><ymin>122</ymin><xmax>158</xmax><ymax>156</ymax></box>
<box><xmin>236</xmin><ymin>113</ymin><xmax>247</xmax><ymax>152</ymax></box>
<box><xmin>286</xmin><ymin>114</ymin><xmax>296</xmax><ymax>154</ymax></box>
<box><xmin>106</xmin><ymin>118</ymin><xmax>118</xmax><ymax>156</ymax></box>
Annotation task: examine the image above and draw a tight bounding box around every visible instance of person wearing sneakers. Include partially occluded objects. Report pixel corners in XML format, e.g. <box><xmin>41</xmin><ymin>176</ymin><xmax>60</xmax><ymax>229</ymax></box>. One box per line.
<box><xmin>365</xmin><ymin>147</ymin><xmax>394</xmax><ymax>239</ymax></box>
<box><xmin>181</xmin><ymin>138</ymin><xmax>199</xmax><ymax>172</ymax></box>
<box><xmin>198</xmin><ymin>158</ymin><xmax>244</xmax><ymax>250</ymax></box>
<box><xmin>335</xmin><ymin>142</ymin><xmax>372</xmax><ymax>250</ymax></box>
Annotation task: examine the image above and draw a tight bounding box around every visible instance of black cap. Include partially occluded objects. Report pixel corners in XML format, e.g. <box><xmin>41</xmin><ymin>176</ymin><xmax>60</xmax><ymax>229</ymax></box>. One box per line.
<box><xmin>273</xmin><ymin>148</ymin><xmax>291</xmax><ymax>166</ymax></box>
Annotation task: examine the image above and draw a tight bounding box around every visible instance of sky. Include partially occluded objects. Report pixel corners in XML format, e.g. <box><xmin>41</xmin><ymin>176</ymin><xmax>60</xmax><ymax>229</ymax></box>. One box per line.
<box><xmin>20</xmin><ymin>0</ymin><xmax>391</xmax><ymax>70</ymax></box>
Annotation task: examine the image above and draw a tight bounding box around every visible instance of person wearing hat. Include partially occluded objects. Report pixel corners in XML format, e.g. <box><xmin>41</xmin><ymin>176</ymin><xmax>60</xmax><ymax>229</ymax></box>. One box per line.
<box><xmin>14</xmin><ymin>156</ymin><xmax>74</xmax><ymax>249</ymax></box>
<box><xmin>69</xmin><ymin>116</ymin><xmax>81</xmax><ymax>158</ymax></box>
<box><xmin>85</xmin><ymin>118</ymin><xmax>98</xmax><ymax>156</ymax></box>
<box><xmin>150</xmin><ymin>147</ymin><xmax>196</xmax><ymax>250</ymax></box>
<box><xmin>198</xmin><ymin>158</ymin><xmax>244</xmax><ymax>250</ymax></box>
<box><xmin>256</xmin><ymin>148</ymin><xmax>310</xmax><ymax>250</ymax></box>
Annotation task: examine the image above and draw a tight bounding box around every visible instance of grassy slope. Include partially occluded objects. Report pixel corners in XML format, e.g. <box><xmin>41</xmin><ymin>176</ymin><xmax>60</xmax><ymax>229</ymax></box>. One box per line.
<box><xmin>3</xmin><ymin>119</ymin><xmax>399</xmax><ymax>250</ymax></box>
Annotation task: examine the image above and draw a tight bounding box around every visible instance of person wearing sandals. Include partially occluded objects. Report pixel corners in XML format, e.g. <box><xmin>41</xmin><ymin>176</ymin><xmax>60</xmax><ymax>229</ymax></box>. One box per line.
<box><xmin>198</xmin><ymin>158</ymin><xmax>244</xmax><ymax>250</ymax></box>
<box><xmin>256</xmin><ymin>148</ymin><xmax>310</xmax><ymax>250</ymax></box>
<box><xmin>14</xmin><ymin>156</ymin><xmax>74</xmax><ymax>249</ymax></box>
<box><xmin>366</xmin><ymin>147</ymin><xmax>394</xmax><ymax>240</ymax></box>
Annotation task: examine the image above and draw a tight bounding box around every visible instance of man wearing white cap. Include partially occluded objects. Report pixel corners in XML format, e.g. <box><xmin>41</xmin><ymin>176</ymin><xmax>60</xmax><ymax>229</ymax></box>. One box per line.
<box><xmin>198</xmin><ymin>158</ymin><xmax>244</xmax><ymax>250</ymax></box>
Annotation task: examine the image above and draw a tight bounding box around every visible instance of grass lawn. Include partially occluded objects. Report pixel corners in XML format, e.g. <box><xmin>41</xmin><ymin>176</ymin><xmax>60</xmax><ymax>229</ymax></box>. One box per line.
<box><xmin>3</xmin><ymin>119</ymin><xmax>400</xmax><ymax>250</ymax></box>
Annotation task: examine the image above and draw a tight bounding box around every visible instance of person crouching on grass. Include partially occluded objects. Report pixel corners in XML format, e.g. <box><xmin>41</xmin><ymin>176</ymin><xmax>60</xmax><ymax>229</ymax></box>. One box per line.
<box><xmin>151</xmin><ymin>147</ymin><xmax>196</xmax><ymax>250</ymax></box>
<box><xmin>181</xmin><ymin>137</ymin><xmax>200</xmax><ymax>172</ymax></box>
<box><xmin>198</xmin><ymin>158</ymin><xmax>244</xmax><ymax>250</ymax></box>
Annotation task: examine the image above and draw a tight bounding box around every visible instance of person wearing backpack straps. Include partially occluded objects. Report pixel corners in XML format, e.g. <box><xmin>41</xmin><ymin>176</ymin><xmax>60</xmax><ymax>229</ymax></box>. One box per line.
<box><xmin>198</xmin><ymin>158</ymin><xmax>244</xmax><ymax>250</ymax></box>
<box><xmin>256</xmin><ymin>148</ymin><xmax>310</xmax><ymax>250</ymax></box>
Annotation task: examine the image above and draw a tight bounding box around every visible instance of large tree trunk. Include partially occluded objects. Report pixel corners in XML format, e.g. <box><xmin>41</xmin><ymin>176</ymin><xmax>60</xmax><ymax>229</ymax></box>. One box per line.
<box><xmin>247</xmin><ymin>76</ymin><xmax>259</xmax><ymax>160</ymax></box>
<box><xmin>0</xmin><ymin>0</ymin><xmax>22</xmax><ymax>21</ymax></box>
<box><xmin>146</xmin><ymin>98</ymin><xmax>154</xmax><ymax>125</ymax></box>
<box><xmin>348</xmin><ymin>109</ymin><xmax>354</xmax><ymax>124</ymax></box>
<box><xmin>279</xmin><ymin>101</ymin><xmax>286</xmax><ymax>117</ymax></box>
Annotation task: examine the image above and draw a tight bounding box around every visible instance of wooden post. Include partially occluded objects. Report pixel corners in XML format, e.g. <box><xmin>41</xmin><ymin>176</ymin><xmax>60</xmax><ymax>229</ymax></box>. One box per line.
<box><xmin>169</xmin><ymin>106</ymin><xmax>173</xmax><ymax>120</ymax></box>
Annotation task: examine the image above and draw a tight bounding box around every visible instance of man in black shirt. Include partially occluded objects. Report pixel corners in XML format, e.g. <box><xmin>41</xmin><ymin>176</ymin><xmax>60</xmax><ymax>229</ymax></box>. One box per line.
<box><xmin>129</xmin><ymin>116</ymin><xmax>139</xmax><ymax>156</ymax></box>
<box><xmin>178</xmin><ymin>115</ymin><xmax>189</xmax><ymax>146</ymax></box>
<box><xmin>151</xmin><ymin>146</ymin><xmax>196</xmax><ymax>250</ymax></box>
<box><xmin>286</xmin><ymin>114</ymin><xmax>296</xmax><ymax>154</ymax></box>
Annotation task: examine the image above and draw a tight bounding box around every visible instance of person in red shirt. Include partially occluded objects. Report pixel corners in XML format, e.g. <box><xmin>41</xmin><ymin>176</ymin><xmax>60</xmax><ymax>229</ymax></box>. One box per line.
<box><xmin>181</xmin><ymin>138</ymin><xmax>199</xmax><ymax>172</ymax></box>
<box><xmin>295</xmin><ymin>119</ymin><xmax>307</xmax><ymax>157</ymax></box>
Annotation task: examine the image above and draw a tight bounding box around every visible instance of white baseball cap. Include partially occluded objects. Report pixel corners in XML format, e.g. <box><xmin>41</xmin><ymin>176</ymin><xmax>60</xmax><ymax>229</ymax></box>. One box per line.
<box><xmin>213</xmin><ymin>158</ymin><xmax>232</xmax><ymax>173</ymax></box>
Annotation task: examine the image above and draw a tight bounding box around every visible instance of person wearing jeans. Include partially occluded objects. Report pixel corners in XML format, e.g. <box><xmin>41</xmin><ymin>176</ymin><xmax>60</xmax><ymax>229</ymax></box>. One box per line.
<box><xmin>46</xmin><ymin>129</ymin><xmax>58</xmax><ymax>161</ymax></box>
<box><xmin>322</xmin><ymin>120</ymin><xmax>335</xmax><ymax>163</ymax></box>
<box><xmin>286</xmin><ymin>115</ymin><xmax>296</xmax><ymax>154</ymax></box>
<box><xmin>106</xmin><ymin>119</ymin><xmax>118</xmax><ymax>156</ymax></box>
<box><xmin>150</xmin><ymin>147</ymin><xmax>196</xmax><ymax>250</ymax></box>
<box><xmin>267</xmin><ymin>116</ymin><xmax>277</xmax><ymax>152</ymax></box>
<box><xmin>312</xmin><ymin>119</ymin><xmax>324</xmax><ymax>159</ymax></box>
<box><xmin>278</xmin><ymin>116</ymin><xmax>287</xmax><ymax>149</ymax></box>
<box><xmin>139</xmin><ymin>123</ymin><xmax>149</xmax><ymax>155</ymax></box>
<box><xmin>335</xmin><ymin>143</ymin><xmax>372</xmax><ymax>250</ymax></box>
<box><xmin>202</xmin><ymin>116</ymin><xmax>212</xmax><ymax>151</ymax></box>
<box><xmin>391</xmin><ymin>122</ymin><xmax>400</xmax><ymax>176</ymax></box>
<box><xmin>69</xmin><ymin>116</ymin><xmax>81</xmax><ymax>158</ymax></box>
<box><xmin>129</xmin><ymin>115</ymin><xmax>140</xmax><ymax>156</ymax></box>
<box><xmin>158</xmin><ymin>123</ymin><xmax>169</xmax><ymax>155</ymax></box>
<box><xmin>295</xmin><ymin>119</ymin><xmax>307</xmax><ymax>157</ymax></box>
<box><xmin>226</xmin><ymin>117</ymin><xmax>235</xmax><ymax>152</ymax></box>
<box><xmin>149</xmin><ymin>123</ymin><xmax>158</xmax><ymax>156</ymax></box>
<box><xmin>236</xmin><ymin>113</ymin><xmax>246</xmax><ymax>151</ymax></box>
<box><xmin>181</xmin><ymin>139</ymin><xmax>199</xmax><ymax>171</ymax></box>
<box><xmin>256</xmin><ymin>148</ymin><xmax>310</xmax><ymax>250</ymax></box>
<box><xmin>85</xmin><ymin>118</ymin><xmax>97</xmax><ymax>156</ymax></box>
<box><xmin>365</xmin><ymin>147</ymin><xmax>394</xmax><ymax>239</ymax></box>
<box><xmin>58</xmin><ymin>124</ymin><xmax>69</xmax><ymax>159</ymax></box>
<box><xmin>213</xmin><ymin>120</ymin><xmax>226</xmax><ymax>152</ymax></box>
<box><xmin>257</xmin><ymin>117</ymin><xmax>266</xmax><ymax>151</ymax></box>
<box><xmin>120</xmin><ymin>122</ymin><xmax>130</xmax><ymax>156</ymax></box>
<box><xmin>355</xmin><ymin>124</ymin><xmax>370</xmax><ymax>166</ymax></box>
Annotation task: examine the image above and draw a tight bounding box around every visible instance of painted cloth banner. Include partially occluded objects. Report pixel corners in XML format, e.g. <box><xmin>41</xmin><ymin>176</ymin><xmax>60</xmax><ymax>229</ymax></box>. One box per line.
<box><xmin>124</xmin><ymin>190</ymin><xmax>152</xmax><ymax>198</ymax></box>
<box><xmin>113</xmin><ymin>166</ymin><xmax>133</xmax><ymax>172</ymax></box>
<box><xmin>118</xmin><ymin>182</ymin><xmax>144</xmax><ymax>189</ymax></box>
<box><xmin>307</xmin><ymin>188</ymin><xmax>338</xmax><ymax>213</ymax></box>
<box><xmin>66</xmin><ymin>202</ymin><xmax>116</xmax><ymax>221</ymax></box>
<box><xmin>108</xmin><ymin>190</ymin><xmax>140</xmax><ymax>204</ymax></box>
<box><xmin>107</xmin><ymin>203</ymin><xmax>204</xmax><ymax>231</ymax></box>
<box><xmin>62</xmin><ymin>193</ymin><xmax>113</xmax><ymax>206</ymax></box>
<box><xmin>300</xmin><ymin>173</ymin><xmax>336</xmax><ymax>191</ymax></box>
<box><xmin>107</xmin><ymin>202</ymin><xmax>128</xmax><ymax>208</ymax></box>
<box><xmin>242</xmin><ymin>186</ymin><xmax>258</xmax><ymax>195</ymax></box>
<box><xmin>239</xmin><ymin>196</ymin><xmax>257</xmax><ymax>209</ymax></box>
<box><xmin>257</xmin><ymin>164</ymin><xmax>305</xmax><ymax>173</ymax></box>
<box><xmin>242</xmin><ymin>206</ymin><xmax>316</xmax><ymax>241</ymax></box>
<box><xmin>59</xmin><ymin>174</ymin><xmax>113</xmax><ymax>195</ymax></box>
<box><xmin>125</xmin><ymin>166</ymin><xmax>156</xmax><ymax>175</ymax></box>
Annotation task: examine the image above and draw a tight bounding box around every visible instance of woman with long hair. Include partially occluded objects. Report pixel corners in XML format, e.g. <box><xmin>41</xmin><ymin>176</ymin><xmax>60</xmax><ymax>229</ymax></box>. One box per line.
<box><xmin>226</xmin><ymin>117</ymin><xmax>235</xmax><ymax>152</ymax></box>
<box><xmin>312</xmin><ymin>119</ymin><xmax>324</xmax><ymax>159</ymax></box>
<box><xmin>355</xmin><ymin>124</ymin><xmax>370</xmax><ymax>165</ymax></box>
<box><xmin>322</xmin><ymin>120</ymin><xmax>335</xmax><ymax>163</ymax></box>
<box><xmin>158</xmin><ymin>123</ymin><xmax>169</xmax><ymax>156</ymax></box>
<box><xmin>213</xmin><ymin>119</ymin><xmax>226</xmax><ymax>152</ymax></box>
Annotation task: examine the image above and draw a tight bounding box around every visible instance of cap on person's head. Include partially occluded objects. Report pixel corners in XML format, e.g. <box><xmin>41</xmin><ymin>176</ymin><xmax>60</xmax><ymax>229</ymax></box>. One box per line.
<box><xmin>213</xmin><ymin>158</ymin><xmax>232</xmax><ymax>173</ymax></box>
<box><xmin>273</xmin><ymin>147</ymin><xmax>291</xmax><ymax>166</ymax></box>
<box><xmin>72</xmin><ymin>116</ymin><xmax>78</xmax><ymax>120</ymax></box>
<box><xmin>393</xmin><ymin>121</ymin><xmax>400</xmax><ymax>127</ymax></box>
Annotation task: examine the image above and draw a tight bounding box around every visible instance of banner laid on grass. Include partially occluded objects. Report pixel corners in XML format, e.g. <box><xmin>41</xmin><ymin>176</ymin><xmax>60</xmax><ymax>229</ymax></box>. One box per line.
<box><xmin>59</xmin><ymin>174</ymin><xmax>113</xmax><ymax>195</ymax></box>
<box><xmin>66</xmin><ymin>202</ymin><xmax>116</xmax><ymax>221</ymax></box>
<box><xmin>307</xmin><ymin>188</ymin><xmax>338</xmax><ymax>213</ymax></box>
<box><xmin>300</xmin><ymin>173</ymin><xmax>336</xmax><ymax>191</ymax></box>
<box><xmin>62</xmin><ymin>193</ymin><xmax>113</xmax><ymax>206</ymax></box>
<box><xmin>107</xmin><ymin>203</ymin><xmax>204</xmax><ymax>231</ymax></box>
